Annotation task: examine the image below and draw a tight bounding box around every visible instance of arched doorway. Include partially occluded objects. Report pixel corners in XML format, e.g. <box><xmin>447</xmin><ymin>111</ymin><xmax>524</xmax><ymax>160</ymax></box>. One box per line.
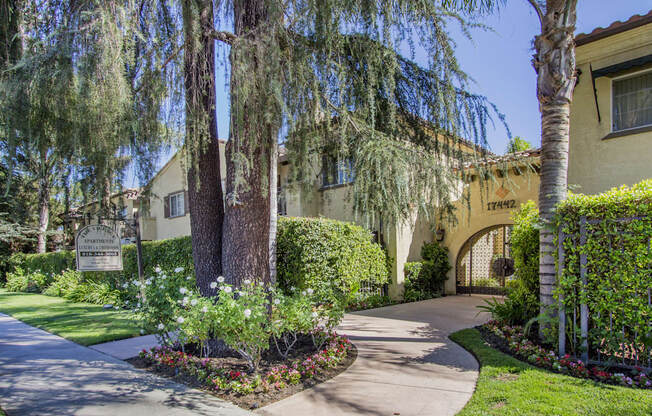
<box><xmin>456</xmin><ymin>224</ymin><xmax>514</xmax><ymax>295</ymax></box>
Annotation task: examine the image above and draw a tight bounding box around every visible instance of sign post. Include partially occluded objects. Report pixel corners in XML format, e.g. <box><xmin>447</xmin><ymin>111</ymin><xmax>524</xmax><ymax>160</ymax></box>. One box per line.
<box><xmin>75</xmin><ymin>224</ymin><xmax>123</xmax><ymax>271</ymax></box>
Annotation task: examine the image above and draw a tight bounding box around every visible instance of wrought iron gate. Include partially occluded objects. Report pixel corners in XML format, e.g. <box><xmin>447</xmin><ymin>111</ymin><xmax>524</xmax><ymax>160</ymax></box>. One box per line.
<box><xmin>456</xmin><ymin>225</ymin><xmax>513</xmax><ymax>295</ymax></box>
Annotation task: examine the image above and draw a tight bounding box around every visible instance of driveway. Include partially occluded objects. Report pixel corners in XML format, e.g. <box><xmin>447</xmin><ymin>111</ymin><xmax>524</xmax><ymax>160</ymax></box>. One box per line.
<box><xmin>259</xmin><ymin>295</ymin><xmax>492</xmax><ymax>416</ymax></box>
<box><xmin>0</xmin><ymin>313</ymin><xmax>252</xmax><ymax>416</ymax></box>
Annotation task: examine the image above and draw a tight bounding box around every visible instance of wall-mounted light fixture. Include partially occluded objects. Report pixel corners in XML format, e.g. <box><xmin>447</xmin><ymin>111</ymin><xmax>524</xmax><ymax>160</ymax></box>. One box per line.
<box><xmin>435</xmin><ymin>227</ymin><xmax>445</xmax><ymax>242</ymax></box>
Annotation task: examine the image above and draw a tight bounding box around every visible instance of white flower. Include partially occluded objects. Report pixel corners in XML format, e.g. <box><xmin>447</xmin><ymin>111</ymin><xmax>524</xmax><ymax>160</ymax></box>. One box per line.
<box><xmin>136</xmin><ymin>303</ymin><xmax>141</xmax><ymax>308</ymax></box>
<box><xmin>174</xmin><ymin>267</ymin><xmax>184</xmax><ymax>273</ymax></box>
<box><xmin>159</xmin><ymin>285</ymin><xmax>164</xmax><ymax>289</ymax></box>
<box><xmin>219</xmin><ymin>286</ymin><xmax>225</xmax><ymax>291</ymax></box>
<box><xmin>182</xmin><ymin>296</ymin><xmax>189</xmax><ymax>305</ymax></box>
<box><xmin>243</xmin><ymin>279</ymin><xmax>252</xmax><ymax>286</ymax></box>
<box><xmin>114</xmin><ymin>306</ymin><xmax>119</xmax><ymax>310</ymax></box>
<box><xmin>179</xmin><ymin>287</ymin><xmax>187</xmax><ymax>294</ymax></box>
<box><xmin>160</xmin><ymin>274</ymin><xmax>167</xmax><ymax>279</ymax></box>
<box><xmin>223</xmin><ymin>286</ymin><xmax>232</xmax><ymax>293</ymax></box>
<box><xmin>134</xmin><ymin>281</ymin><xmax>141</xmax><ymax>287</ymax></box>
<box><xmin>312</xmin><ymin>312</ymin><xmax>318</xmax><ymax>318</ymax></box>
<box><xmin>217</xmin><ymin>276</ymin><xmax>225</xmax><ymax>283</ymax></box>
<box><xmin>190</xmin><ymin>299</ymin><xmax>198</xmax><ymax>306</ymax></box>
<box><xmin>157</xmin><ymin>323</ymin><xmax>165</xmax><ymax>330</ymax></box>
<box><xmin>125</xmin><ymin>300</ymin><xmax>129</xmax><ymax>304</ymax></box>
<box><xmin>238</xmin><ymin>291</ymin><xmax>245</xmax><ymax>297</ymax></box>
<box><xmin>243</xmin><ymin>309</ymin><xmax>252</xmax><ymax>318</ymax></box>
<box><xmin>122</xmin><ymin>283</ymin><xmax>129</xmax><ymax>289</ymax></box>
<box><xmin>155</xmin><ymin>266</ymin><xmax>162</xmax><ymax>273</ymax></box>
<box><xmin>145</xmin><ymin>279</ymin><xmax>152</xmax><ymax>285</ymax></box>
<box><xmin>306</xmin><ymin>288</ymin><xmax>314</xmax><ymax>295</ymax></box>
<box><xmin>301</xmin><ymin>290</ymin><xmax>306</xmax><ymax>296</ymax></box>
<box><xmin>274</xmin><ymin>299</ymin><xmax>281</xmax><ymax>305</ymax></box>
<box><xmin>140</xmin><ymin>329</ymin><xmax>145</xmax><ymax>335</ymax></box>
<box><xmin>177</xmin><ymin>316</ymin><xmax>185</xmax><ymax>324</ymax></box>
<box><xmin>202</xmin><ymin>306</ymin><xmax>208</xmax><ymax>313</ymax></box>
<box><xmin>186</xmin><ymin>276</ymin><xmax>191</xmax><ymax>280</ymax></box>
<box><xmin>290</xmin><ymin>286</ymin><xmax>296</xmax><ymax>291</ymax></box>
<box><xmin>210</xmin><ymin>282</ymin><xmax>217</xmax><ymax>289</ymax></box>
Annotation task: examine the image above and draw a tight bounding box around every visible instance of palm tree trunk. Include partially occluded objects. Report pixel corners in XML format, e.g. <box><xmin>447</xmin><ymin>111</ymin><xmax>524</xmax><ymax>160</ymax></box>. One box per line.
<box><xmin>532</xmin><ymin>0</ymin><xmax>577</xmax><ymax>320</ymax></box>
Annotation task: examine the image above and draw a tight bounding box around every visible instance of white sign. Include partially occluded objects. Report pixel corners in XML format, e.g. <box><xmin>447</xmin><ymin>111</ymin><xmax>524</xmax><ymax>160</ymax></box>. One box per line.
<box><xmin>75</xmin><ymin>224</ymin><xmax>123</xmax><ymax>271</ymax></box>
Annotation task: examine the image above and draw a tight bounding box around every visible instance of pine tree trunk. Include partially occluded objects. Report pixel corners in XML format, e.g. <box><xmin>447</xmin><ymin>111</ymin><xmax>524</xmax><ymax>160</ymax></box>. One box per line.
<box><xmin>182</xmin><ymin>0</ymin><xmax>224</xmax><ymax>296</ymax></box>
<box><xmin>532</xmin><ymin>0</ymin><xmax>577</xmax><ymax>320</ymax></box>
<box><xmin>222</xmin><ymin>0</ymin><xmax>279</xmax><ymax>286</ymax></box>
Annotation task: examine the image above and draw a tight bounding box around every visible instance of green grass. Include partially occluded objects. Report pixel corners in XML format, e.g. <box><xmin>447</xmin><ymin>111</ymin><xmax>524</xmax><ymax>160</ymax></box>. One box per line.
<box><xmin>450</xmin><ymin>328</ymin><xmax>652</xmax><ymax>416</ymax></box>
<box><xmin>0</xmin><ymin>288</ymin><xmax>142</xmax><ymax>346</ymax></box>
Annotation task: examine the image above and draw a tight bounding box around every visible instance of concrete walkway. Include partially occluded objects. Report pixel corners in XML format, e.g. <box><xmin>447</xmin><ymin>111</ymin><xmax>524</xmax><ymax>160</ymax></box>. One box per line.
<box><xmin>90</xmin><ymin>334</ymin><xmax>161</xmax><ymax>360</ymax></box>
<box><xmin>0</xmin><ymin>313</ymin><xmax>252</xmax><ymax>416</ymax></box>
<box><xmin>259</xmin><ymin>295</ymin><xmax>491</xmax><ymax>416</ymax></box>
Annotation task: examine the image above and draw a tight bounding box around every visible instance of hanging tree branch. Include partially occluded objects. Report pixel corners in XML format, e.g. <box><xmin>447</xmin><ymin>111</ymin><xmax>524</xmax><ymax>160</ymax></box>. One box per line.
<box><xmin>208</xmin><ymin>29</ymin><xmax>237</xmax><ymax>45</ymax></box>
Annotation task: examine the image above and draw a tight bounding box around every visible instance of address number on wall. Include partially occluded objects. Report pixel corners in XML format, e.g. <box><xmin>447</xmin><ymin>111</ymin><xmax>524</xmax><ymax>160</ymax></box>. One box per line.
<box><xmin>487</xmin><ymin>200</ymin><xmax>517</xmax><ymax>211</ymax></box>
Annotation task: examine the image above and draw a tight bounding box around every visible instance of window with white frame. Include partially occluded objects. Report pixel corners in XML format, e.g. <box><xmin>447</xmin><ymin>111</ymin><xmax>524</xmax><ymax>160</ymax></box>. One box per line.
<box><xmin>612</xmin><ymin>70</ymin><xmax>652</xmax><ymax>132</ymax></box>
<box><xmin>169</xmin><ymin>192</ymin><xmax>185</xmax><ymax>217</ymax></box>
<box><xmin>322</xmin><ymin>156</ymin><xmax>355</xmax><ymax>187</ymax></box>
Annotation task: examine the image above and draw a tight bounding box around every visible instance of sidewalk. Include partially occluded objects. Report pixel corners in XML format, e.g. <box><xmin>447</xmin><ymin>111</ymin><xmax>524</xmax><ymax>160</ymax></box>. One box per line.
<box><xmin>0</xmin><ymin>313</ymin><xmax>252</xmax><ymax>416</ymax></box>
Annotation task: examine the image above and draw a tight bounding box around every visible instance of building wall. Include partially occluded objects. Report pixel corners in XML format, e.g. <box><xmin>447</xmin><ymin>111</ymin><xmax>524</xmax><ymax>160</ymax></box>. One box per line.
<box><xmin>148</xmin><ymin>142</ymin><xmax>227</xmax><ymax>240</ymax></box>
<box><xmin>569</xmin><ymin>24</ymin><xmax>652</xmax><ymax>195</ymax></box>
<box><xmin>440</xmin><ymin>166</ymin><xmax>540</xmax><ymax>294</ymax></box>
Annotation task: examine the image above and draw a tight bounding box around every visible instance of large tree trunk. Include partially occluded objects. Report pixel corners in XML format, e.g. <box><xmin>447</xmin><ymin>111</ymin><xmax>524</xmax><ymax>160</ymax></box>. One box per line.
<box><xmin>532</xmin><ymin>0</ymin><xmax>577</xmax><ymax>321</ymax></box>
<box><xmin>222</xmin><ymin>0</ymin><xmax>280</xmax><ymax>286</ymax></box>
<box><xmin>37</xmin><ymin>173</ymin><xmax>50</xmax><ymax>253</ymax></box>
<box><xmin>182</xmin><ymin>0</ymin><xmax>224</xmax><ymax>296</ymax></box>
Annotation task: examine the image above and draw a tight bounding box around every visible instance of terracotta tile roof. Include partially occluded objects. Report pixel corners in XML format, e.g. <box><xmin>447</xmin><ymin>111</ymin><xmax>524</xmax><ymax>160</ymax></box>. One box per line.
<box><xmin>576</xmin><ymin>10</ymin><xmax>652</xmax><ymax>46</ymax></box>
<box><xmin>461</xmin><ymin>148</ymin><xmax>541</xmax><ymax>170</ymax></box>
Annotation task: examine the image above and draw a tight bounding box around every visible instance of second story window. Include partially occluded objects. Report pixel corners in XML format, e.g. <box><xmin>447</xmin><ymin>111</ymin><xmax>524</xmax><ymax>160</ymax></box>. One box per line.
<box><xmin>612</xmin><ymin>70</ymin><xmax>652</xmax><ymax>132</ymax></box>
<box><xmin>167</xmin><ymin>191</ymin><xmax>185</xmax><ymax>218</ymax></box>
<box><xmin>322</xmin><ymin>156</ymin><xmax>355</xmax><ymax>187</ymax></box>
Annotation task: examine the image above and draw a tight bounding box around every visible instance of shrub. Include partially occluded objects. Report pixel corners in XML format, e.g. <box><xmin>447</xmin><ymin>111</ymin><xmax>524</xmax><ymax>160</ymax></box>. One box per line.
<box><xmin>479</xmin><ymin>201</ymin><xmax>540</xmax><ymax>325</ymax></box>
<box><xmin>555</xmin><ymin>180</ymin><xmax>652</xmax><ymax>361</ymax></box>
<box><xmin>403</xmin><ymin>242</ymin><xmax>450</xmax><ymax>301</ymax></box>
<box><xmin>134</xmin><ymin>266</ymin><xmax>196</xmax><ymax>345</ymax></box>
<box><xmin>276</xmin><ymin>217</ymin><xmax>388</xmax><ymax>305</ymax></box>
<box><xmin>5</xmin><ymin>267</ymin><xmax>35</xmax><ymax>292</ymax></box>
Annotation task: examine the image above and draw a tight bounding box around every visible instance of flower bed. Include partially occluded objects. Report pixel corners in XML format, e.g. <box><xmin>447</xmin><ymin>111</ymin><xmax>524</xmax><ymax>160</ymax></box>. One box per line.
<box><xmin>130</xmin><ymin>331</ymin><xmax>355</xmax><ymax>409</ymax></box>
<box><xmin>480</xmin><ymin>321</ymin><xmax>651</xmax><ymax>389</ymax></box>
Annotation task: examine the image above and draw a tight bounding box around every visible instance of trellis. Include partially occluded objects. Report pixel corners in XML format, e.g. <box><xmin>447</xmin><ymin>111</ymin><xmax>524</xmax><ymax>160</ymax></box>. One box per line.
<box><xmin>557</xmin><ymin>215</ymin><xmax>652</xmax><ymax>370</ymax></box>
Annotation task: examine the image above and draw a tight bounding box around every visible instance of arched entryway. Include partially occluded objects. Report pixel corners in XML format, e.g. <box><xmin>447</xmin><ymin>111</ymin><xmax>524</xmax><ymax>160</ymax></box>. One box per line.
<box><xmin>456</xmin><ymin>224</ymin><xmax>514</xmax><ymax>295</ymax></box>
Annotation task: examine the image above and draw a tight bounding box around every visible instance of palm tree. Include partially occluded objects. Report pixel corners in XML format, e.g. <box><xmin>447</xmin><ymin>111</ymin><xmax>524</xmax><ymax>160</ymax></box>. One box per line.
<box><xmin>528</xmin><ymin>0</ymin><xmax>578</xmax><ymax>316</ymax></box>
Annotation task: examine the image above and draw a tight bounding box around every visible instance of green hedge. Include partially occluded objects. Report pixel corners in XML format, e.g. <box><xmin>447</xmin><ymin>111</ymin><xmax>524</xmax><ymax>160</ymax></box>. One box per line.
<box><xmin>11</xmin><ymin>236</ymin><xmax>194</xmax><ymax>286</ymax></box>
<box><xmin>8</xmin><ymin>217</ymin><xmax>389</xmax><ymax>306</ymax></box>
<box><xmin>555</xmin><ymin>179</ymin><xmax>652</xmax><ymax>358</ymax></box>
<box><xmin>276</xmin><ymin>217</ymin><xmax>388</xmax><ymax>303</ymax></box>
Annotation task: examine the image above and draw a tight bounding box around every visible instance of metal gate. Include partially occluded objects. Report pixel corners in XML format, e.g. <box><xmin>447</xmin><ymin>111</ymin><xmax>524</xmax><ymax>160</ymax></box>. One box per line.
<box><xmin>456</xmin><ymin>225</ymin><xmax>513</xmax><ymax>295</ymax></box>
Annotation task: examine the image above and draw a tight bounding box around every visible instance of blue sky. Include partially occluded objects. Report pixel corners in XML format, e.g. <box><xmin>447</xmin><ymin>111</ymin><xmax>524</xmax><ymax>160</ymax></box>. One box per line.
<box><xmin>128</xmin><ymin>1</ymin><xmax>650</xmax><ymax>187</ymax></box>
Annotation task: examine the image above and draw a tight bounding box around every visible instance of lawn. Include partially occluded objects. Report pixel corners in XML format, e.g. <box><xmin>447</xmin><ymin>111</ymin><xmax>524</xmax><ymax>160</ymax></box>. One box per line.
<box><xmin>0</xmin><ymin>288</ymin><xmax>142</xmax><ymax>346</ymax></box>
<box><xmin>450</xmin><ymin>328</ymin><xmax>652</xmax><ymax>416</ymax></box>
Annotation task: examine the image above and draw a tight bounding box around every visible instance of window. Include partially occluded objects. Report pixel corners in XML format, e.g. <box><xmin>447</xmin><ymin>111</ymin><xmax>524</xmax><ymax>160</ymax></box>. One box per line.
<box><xmin>612</xmin><ymin>71</ymin><xmax>652</xmax><ymax>132</ymax></box>
<box><xmin>169</xmin><ymin>192</ymin><xmax>185</xmax><ymax>217</ymax></box>
<box><xmin>322</xmin><ymin>157</ymin><xmax>355</xmax><ymax>187</ymax></box>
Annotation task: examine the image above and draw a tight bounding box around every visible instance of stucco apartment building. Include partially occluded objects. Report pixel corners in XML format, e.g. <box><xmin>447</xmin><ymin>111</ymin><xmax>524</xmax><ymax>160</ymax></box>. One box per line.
<box><xmin>73</xmin><ymin>11</ymin><xmax>652</xmax><ymax>298</ymax></box>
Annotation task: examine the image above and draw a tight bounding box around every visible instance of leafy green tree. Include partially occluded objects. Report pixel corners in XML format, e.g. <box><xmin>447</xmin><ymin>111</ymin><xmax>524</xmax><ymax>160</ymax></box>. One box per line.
<box><xmin>506</xmin><ymin>136</ymin><xmax>533</xmax><ymax>153</ymax></box>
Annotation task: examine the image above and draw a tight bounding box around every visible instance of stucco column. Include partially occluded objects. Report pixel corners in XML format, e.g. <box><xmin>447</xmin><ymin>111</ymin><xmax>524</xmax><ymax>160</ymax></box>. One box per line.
<box><xmin>385</xmin><ymin>216</ymin><xmax>417</xmax><ymax>300</ymax></box>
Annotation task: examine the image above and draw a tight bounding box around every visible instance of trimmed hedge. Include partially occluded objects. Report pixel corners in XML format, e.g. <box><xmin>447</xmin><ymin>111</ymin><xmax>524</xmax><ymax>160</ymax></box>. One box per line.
<box><xmin>276</xmin><ymin>217</ymin><xmax>388</xmax><ymax>303</ymax></box>
<box><xmin>555</xmin><ymin>179</ymin><xmax>652</xmax><ymax>359</ymax></box>
<box><xmin>8</xmin><ymin>217</ymin><xmax>389</xmax><ymax>306</ymax></box>
<box><xmin>11</xmin><ymin>236</ymin><xmax>194</xmax><ymax>287</ymax></box>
